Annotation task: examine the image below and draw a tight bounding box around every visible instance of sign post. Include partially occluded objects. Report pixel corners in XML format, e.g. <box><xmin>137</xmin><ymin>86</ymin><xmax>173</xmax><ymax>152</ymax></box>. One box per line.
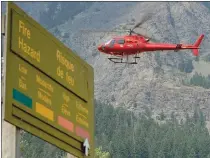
<box><xmin>2</xmin><ymin>2</ymin><xmax>94</xmax><ymax>158</ymax></box>
<box><xmin>2</xmin><ymin>10</ymin><xmax>21</xmax><ymax>158</ymax></box>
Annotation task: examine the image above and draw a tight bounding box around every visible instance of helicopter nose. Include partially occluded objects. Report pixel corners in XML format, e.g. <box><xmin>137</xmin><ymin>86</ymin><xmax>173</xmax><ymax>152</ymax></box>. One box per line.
<box><xmin>98</xmin><ymin>45</ymin><xmax>104</xmax><ymax>52</ymax></box>
<box><xmin>98</xmin><ymin>45</ymin><xmax>102</xmax><ymax>51</ymax></box>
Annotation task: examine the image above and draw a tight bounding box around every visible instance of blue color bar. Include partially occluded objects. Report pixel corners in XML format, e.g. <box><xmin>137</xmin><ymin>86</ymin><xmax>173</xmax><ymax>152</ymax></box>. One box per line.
<box><xmin>13</xmin><ymin>89</ymin><xmax>32</xmax><ymax>109</ymax></box>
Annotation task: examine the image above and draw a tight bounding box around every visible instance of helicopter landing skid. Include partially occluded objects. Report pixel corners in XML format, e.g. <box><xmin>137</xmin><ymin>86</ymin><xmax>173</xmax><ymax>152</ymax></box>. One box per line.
<box><xmin>108</xmin><ymin>57</ymin><xmax>138</xmax><ymax>64</ymax></box>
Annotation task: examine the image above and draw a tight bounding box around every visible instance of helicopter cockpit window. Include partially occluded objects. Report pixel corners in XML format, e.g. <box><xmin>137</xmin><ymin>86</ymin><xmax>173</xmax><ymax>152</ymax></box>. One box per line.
<box><xmin>109</xmin><ymin>39</ymin><xmax>115</xmax><ymax>47</ymax></box>
<box><xmin>105</xmin><ymin>39</ymin><xmax>112</xmax><ymax>45</ymax></box>
<box><xmin>117</xmin><ymin>39</ymin><xmax>125</xmax><ymax>44</ymax></box>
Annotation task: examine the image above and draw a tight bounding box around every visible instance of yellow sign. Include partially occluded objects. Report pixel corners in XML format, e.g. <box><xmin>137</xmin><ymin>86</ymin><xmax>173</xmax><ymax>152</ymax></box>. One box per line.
<box><xmin>11</xmin><ymin>9</ymin><xmax>88</xmax><ymax>101</ymax></box>
<box><xmin>3</xmin><ymin>2</ymin><xmax>94</xmax><ymax>158</ymax></box>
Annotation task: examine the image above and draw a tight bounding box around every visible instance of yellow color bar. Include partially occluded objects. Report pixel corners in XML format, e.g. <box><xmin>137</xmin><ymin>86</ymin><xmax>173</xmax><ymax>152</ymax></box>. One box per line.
<box><xmin>36</xmin><ymin>102</ymin><xmax>54</xmax><ymax>121</ymax></box>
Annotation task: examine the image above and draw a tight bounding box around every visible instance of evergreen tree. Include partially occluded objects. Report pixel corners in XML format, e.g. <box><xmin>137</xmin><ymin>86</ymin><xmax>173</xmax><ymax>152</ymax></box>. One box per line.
<box><xmin>95</xmin><ymin>147</ymin><xmax>111</xmax><ymax>158</ymax></box>
<box><xmin>95</xmin><ymin>101</ymin><xmax>210</xmax><ymax>158</ymax></box>
<box><xmin>20</xmin><ymin>100</ymin><xmax>210</xmax><ymax>158</ymax></box>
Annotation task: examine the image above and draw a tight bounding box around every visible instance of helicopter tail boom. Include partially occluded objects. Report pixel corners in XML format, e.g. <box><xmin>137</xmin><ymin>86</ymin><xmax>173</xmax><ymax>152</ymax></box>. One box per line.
<box><xmin>143</xmin><ymin>34</ymin><xmax>204</xmax><ymax>56</ymax></box>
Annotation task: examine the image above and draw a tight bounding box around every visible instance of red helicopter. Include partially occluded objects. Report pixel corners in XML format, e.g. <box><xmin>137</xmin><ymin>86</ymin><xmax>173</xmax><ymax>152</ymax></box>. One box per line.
<box><xmin>97</xmin><ymin>22</ymin><xmax>204</xmax><ymax>64</ymax></box>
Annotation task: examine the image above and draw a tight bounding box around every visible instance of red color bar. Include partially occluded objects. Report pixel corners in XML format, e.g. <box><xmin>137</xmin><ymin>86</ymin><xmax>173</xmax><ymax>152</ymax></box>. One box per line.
<box><xmin>58</xmin><ymin>116</ymin><xmax>74</xmax><ymax>133</ymax></box>
<box><xmin>76</xmin><ymin>126</ymin><xmax>90</xmax><ymax>140</ymax></box>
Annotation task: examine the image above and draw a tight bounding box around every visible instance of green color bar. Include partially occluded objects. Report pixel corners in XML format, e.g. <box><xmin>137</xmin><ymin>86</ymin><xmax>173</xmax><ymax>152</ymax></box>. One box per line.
<box><xmin>13</xmin><ymin>89</ymin><xmax>32</xmax><ymax>109</ymax></box>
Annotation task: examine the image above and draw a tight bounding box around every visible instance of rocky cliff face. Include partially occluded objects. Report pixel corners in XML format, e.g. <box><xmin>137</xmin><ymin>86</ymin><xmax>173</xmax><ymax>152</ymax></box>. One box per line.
<box><xmin>57</xmin><ymin>2</ymin><xmax>210</xmax><ymax>121</ymax></box>
<box><xmin>4</xmin><ymin>2</ymin><xmax>210</xmax><ymax>121</ymax></box>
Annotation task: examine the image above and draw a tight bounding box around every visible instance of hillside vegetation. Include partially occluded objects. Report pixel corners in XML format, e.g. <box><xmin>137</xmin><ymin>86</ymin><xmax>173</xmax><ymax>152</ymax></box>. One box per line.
<box><xmin>20</xmin><ymin>100</ymin><xmax>210</xmax><ymax>158</ymax></box>
<box><xmin>95</xmin><ymin>101</ymin><xmax>210</xmax><ymax>158</ymax></box>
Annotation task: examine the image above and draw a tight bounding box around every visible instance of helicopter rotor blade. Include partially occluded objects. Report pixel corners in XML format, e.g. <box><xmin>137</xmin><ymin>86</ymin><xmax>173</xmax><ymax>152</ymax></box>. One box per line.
<box><xmin>80</xmin><ymin>29</ymin><xmax>116</xmax><ymax>33</ymax></box>
<box><xmin>132</xmin><ymin>30</ymin><xmax>159</xmax><ymax>42</ymax></box>
<box><xmin>80</xmin><ymin>12</ymin><xmax>153</xmax><ymax>35</ymax></box>
<box><xmin>131</xmin><ymin>12</ymin><xmax>153</xmax><ymax>32</ymax></box>
<box><xmin>80</xmin><ymin>12</ymin><xmax>156</xmax><ymax>40</ymax></box>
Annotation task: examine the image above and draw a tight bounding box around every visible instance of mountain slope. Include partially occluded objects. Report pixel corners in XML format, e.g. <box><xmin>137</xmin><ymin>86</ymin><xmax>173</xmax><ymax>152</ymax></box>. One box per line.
<box><xmin>3</xmin><ymin>2</ymin><xmax>210</xmax><ymax>121</ymax></box>
<box><xmin>57</xmin><ymin>2</ymin><xmax>210</xmax><ymax>120</ymax></box>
